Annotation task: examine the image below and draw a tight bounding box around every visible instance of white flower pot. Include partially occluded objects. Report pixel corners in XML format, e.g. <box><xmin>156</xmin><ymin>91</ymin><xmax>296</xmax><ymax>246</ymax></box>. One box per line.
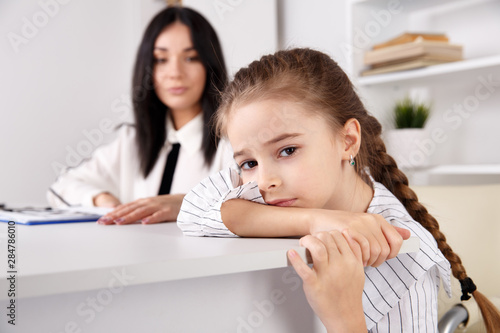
<box><xmin>384</xmin><ymin>129</ymin><xmax>431</xmax><ymax>169</ymax></box>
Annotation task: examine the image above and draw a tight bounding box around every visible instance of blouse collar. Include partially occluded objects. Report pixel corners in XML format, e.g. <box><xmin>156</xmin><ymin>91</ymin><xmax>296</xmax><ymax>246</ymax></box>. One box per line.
<box><xmin>166</xmin><ymin>113</ymin><xmax>203</xmax><ymax>156</ymax></box>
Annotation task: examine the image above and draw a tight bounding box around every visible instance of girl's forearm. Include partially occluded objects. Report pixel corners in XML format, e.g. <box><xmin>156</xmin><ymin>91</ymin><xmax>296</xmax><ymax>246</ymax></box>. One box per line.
<box><xmin>324</xmin><ymin>311</ymin><xmax>366</xmax><ymax>333</ymax></box>
<box><xmin>221</xmin><ymin>199</ymin><xmax>311</xmax><ymax>237</ymax></box>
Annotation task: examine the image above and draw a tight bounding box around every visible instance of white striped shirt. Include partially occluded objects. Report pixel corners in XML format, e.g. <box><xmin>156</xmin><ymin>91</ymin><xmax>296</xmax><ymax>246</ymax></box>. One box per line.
<box><xmin>177</xmin><ymin>167</ymin><xmax>452</xmax><ymax>331</ymax></box>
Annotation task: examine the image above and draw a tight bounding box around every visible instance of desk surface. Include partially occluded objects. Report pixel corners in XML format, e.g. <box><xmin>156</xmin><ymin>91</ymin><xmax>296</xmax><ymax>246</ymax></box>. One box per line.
<box><xmin>0</xmin><ymin>221</ymin><xmax>419</xmax><ymax>301</ymax></box>
<box><xmin>0</xmin><ymin>222</ymin><xmax>306</xmax><ymax>299</ymax></box>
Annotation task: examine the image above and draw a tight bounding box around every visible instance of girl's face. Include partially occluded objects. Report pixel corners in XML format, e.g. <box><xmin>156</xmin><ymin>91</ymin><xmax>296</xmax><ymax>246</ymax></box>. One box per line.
<box><xmin>227</xmin><ymin>99</ymin><xmax>352</xmax><ymax>210</ymax></box>
<box><xmin>153</xmin><ymin>22</ymin><xmax>206</xmax><ymax>124</ymax></box>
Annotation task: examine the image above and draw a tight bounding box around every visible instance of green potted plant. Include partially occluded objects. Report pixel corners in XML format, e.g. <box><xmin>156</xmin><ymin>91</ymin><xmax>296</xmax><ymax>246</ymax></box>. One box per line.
<box><xmin>385</xmin><ymin>97</ymin><xmax>431</xmax><ymax>169</ymax></box>
<box><xmin>394</xmin><ymin>97</ymin><xmax>430</xmax><ymax>129</ymax></box>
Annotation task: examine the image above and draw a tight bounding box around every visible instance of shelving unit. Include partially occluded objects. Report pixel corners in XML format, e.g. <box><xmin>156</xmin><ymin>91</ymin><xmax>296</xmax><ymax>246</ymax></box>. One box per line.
<box><xmin>409</xmin><ymin>164</ymin><xmax>500</xmax><ymax>186</ymax></box>
<box><xmin>358</xmin><ymin>54</ymin><xmax>500</xmax><ymax>86</ymax></box>
<box><xmin>346</xmin><ymin>0</ymin><xmax>500</xmax><ymax>185</ymax></box>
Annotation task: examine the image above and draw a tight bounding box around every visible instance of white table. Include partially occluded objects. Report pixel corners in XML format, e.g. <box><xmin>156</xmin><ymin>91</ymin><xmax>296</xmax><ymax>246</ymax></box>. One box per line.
<box><xmin>0</xmin><ymin>222</ymin><xmax>322</xmax><ymax>333</ymax></box>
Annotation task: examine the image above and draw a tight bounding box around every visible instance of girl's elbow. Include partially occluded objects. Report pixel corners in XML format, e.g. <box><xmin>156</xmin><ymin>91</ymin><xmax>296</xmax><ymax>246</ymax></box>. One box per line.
<box><xmin>221</xmin><ymin>201</ymin><xmax>245</xmax><ymax>236</ymax></box>
<box><xmin>221</xmin><ymin>212</ymin><xmax>238</xmax><ymax>235</ymax></box>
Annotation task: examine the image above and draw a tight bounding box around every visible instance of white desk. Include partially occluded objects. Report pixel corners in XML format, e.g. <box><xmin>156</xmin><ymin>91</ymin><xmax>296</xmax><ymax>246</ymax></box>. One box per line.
<box><xmin>0</xmin><ymin>222</ymin><xmax>322</xmax><ymax>333</ymax></box>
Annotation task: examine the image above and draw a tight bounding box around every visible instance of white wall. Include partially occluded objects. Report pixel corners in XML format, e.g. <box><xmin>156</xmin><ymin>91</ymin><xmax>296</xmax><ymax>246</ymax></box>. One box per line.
<box><xmin>277</xmin><ymin>0</ymin><xmax>348</xmax><ymax>69</ymax></box>
<box><xmin>1</xmin><ymin>0</ymin><xmax>141</xmax><ymax>206</ymax></box>
<box><xmin>0</xmin><ymin>0</ymin><xmax>277</xmax><ymax>207</ymax></box>
<box><xmin>183</xmin><ymin>0</ymin><xmax>277</xmax><ymax>76</ymax></box>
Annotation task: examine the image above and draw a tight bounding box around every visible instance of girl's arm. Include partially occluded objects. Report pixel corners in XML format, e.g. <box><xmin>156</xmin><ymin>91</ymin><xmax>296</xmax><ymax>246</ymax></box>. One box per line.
<box><xmin>287</xmin><ymin>231</ymin><xmax>367</xmax><ymax>332</ymax></box>
<box><xmin>222</xmin><ymin>198</ymin><xmax>409</xmax><ymax>266</ymax></box>
<box><xmin>222</xmin><ymin>199</ymin><xmax>309</xmax><ymax>236</ymax></box>
<box><xmin>177</xmin><ymin>168</ymin><xmax>409</xmax><ymax>265</ymax></box>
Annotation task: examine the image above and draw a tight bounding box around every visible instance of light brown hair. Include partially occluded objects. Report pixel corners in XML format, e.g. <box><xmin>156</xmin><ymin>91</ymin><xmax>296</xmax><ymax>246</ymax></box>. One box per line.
<box><xmin>216</xmin><ymin>48</ymin><xmax>500</xmax><ymax>332</ymax></box>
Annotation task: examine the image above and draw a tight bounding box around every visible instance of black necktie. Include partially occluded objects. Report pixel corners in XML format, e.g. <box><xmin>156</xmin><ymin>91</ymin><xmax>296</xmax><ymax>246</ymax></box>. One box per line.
<box><xmin>158</xmin><ymin>143</ymin><xmax>180</xmax><ymax>195</ymax></box>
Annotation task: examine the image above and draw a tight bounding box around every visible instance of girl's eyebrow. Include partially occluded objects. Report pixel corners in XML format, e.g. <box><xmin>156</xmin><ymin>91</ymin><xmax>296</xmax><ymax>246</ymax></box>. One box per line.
<box><xmin>233</xmin><ymin>150</ymin><xmax>247</xmax><ymax>159</ymax></box>
<box><xmin>264</xmin><ymin>133</ymin><xmax>302</xmax><ymax>146</ymax></box>
<box><xmin>233</xmin><ymin>133</ymin><xmax>302</xmax><ymax>159</ymax></box>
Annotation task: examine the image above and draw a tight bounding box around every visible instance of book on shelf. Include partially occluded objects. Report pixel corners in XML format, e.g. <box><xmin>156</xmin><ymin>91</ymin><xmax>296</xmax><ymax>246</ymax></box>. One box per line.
<box><xmin>369</xmin><ymin>53</ymin><xmax>462</xmax><ymax>69</ymax></box>
<box><xmin>372</xmin><ymin>32</ymin><xmax>449</xmax><ymax>50</ymax></box>
<box><xmin>364</xmin><ymin>38</ymin><xmax>463</xmax><ymax>66</ymax></box>
<box><xmin>361</xmin><ymin>56</ymin><xmax>461</xmax><ymax>76</ymax></box>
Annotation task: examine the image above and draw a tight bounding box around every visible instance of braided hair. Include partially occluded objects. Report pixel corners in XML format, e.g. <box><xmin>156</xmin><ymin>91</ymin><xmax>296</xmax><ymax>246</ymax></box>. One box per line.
<box><xmin>216</xmin><ymin>48</ymin><xmax>500</xmax><ymax>332</ymax></box>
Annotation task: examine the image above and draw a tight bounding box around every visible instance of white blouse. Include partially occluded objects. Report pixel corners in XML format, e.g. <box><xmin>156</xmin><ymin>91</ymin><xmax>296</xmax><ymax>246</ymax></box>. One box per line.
<box><xmin>177</xmin><ymin>167</ymin><xmax>452</xmax><ymax>331</ymax></box>
<box><xmin>47</xmin><ymin>114</ymin><xmax>235</xmax><ymax>207</ymax></box>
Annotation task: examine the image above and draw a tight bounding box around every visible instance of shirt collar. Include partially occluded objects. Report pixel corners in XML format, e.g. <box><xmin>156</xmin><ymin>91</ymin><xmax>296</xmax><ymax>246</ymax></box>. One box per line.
<box><xmin>166</xmin><ymin>113</ymin><xmax>203</xmax><ymax>155</ymax></box>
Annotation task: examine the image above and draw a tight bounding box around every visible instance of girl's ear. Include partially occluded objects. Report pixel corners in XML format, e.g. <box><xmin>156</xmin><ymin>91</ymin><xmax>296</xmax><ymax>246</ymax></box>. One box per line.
<box><xmin>342</xmin><ymin>118</ymin><xmax>361</xmax><ymax>160</ymax></box>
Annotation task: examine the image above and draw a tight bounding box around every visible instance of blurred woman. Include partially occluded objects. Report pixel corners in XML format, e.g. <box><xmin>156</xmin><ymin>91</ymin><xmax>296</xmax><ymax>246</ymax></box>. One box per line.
<box><xmin>48</xmin><ymin>6</ymin><xmax>233</xmax><ymax>225</ymax></box>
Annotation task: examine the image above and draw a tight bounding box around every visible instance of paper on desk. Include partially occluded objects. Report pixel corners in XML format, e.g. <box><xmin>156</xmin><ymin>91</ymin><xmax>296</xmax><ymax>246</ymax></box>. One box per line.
<box><xmin>64</xmin><ymin>206</ymin><xmax>113</xmax><ymax>215</ymax></box>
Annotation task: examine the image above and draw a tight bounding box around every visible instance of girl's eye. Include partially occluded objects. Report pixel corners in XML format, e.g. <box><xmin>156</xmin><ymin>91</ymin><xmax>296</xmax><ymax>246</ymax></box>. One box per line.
<box><xmin>279</xmin><ymin>147</ymin><xmax>296</xmax><ymax>157</ymax></box>
<box><xmin>240</xmin><ymin>160</ymin><xmax>257</xmax><ymax>170</ymax></box>
<box><xmin>154</xmin><ymin>58</ymin><xmax>167</xmax><ymax>64</ymax></box>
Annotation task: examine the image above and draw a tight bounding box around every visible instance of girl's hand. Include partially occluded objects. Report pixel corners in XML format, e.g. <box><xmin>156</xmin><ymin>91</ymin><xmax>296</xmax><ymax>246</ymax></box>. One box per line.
<box><xmin>308</xmin><ymin>210</ymin><xmax>410</xmax><ymax>267</ymax></box>
<box><xmin>93</xmin><ymin>192</ymin><xmax>121</xmax><ymax>208</ymax></box>
<box><xmin>97</xmin><ymin>194</ymin><xmax>185</xmax><ymax>225</ymax></box>
<box><xmin>288</xmin><ymin>231</ymin><xmax>366</xmax><ymax>332</ymax></box>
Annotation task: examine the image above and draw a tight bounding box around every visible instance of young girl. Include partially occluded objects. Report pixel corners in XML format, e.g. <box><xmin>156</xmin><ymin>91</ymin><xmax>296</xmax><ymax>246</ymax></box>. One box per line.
<box><xmin>177</xmin><ymin>48</ymin><xmax>500</xmax><ymax>331</ymax></box>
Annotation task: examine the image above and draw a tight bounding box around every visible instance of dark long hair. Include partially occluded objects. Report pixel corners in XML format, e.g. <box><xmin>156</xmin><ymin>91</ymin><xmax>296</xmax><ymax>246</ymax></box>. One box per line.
<box><xmin>217</xmin><ymin>48</ymin><xmax>500</xmax><ymax>332</ymax></box>
<box><xmin>132</xmin><ymin>6</ymin><xmax>227</xmax><ymax>177</ymax></box>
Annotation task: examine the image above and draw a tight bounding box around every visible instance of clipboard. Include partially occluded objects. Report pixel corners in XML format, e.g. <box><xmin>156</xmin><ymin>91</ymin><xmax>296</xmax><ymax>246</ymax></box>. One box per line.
<box><xmin>0</xmin><ymin>206</ymin><xmax>107</xmax><ymax>225</ymax></box>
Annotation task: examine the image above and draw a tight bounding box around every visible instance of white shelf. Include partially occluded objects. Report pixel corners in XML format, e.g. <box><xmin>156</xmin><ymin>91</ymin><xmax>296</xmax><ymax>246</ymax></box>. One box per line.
<box><xmin>428</xmin><ymin>164</ymin><xmax>500</xmax><ymax>175</ymax></box>
<box><xmin>350</xmin><ymin>0</ymin><xmax>495</xmax><ymax>13</ymax></box>
<box><xmin>357</xmin><ymin>54</ymin><xmax>500</xmax><ymax>86</ymax></box>
<box><xmin>408</xmin><ymin>164</ymin><xmax>500</xmax><ymax>186</ymax></box>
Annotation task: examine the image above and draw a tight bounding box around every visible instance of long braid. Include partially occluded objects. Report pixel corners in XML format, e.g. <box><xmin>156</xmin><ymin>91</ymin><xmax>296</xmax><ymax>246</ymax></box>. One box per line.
<box><xmin>364</xmin><ymin>115</ymin><xmax>500</xmax><ymax>332</ymax></box>
<box><xmin>366</xmin><ymin>123</ymin><xmax>469</xmax><ymax>281</ymax></box>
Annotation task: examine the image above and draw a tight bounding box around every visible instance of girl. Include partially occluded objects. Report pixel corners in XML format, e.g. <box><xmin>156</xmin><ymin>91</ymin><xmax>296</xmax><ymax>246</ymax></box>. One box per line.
<box><xmin>47</xmin><ymin>7</ymin><xmax>234</xmax><ymax>224</ymax></box>
<box><xmin>178</xmin><ymin>48</ymin><xmax>500</xmax><ymax>331</ymax></box>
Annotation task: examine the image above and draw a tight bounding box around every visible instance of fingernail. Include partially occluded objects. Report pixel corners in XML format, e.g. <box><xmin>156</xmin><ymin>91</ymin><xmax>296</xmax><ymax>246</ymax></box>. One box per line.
<box><xmin>97</xmin><ymin>217</ymin><xmax>110</xmax><ymax>224</ymax></box>
<box><xmin>288</xmin><ymin>249</ymin><xmax>297</xmax><ymax>258</ymax></box>
<box><xmin>114</xmin><ymin>218</ymin><xmax>125</xmax><ymax>224</ymax></box>
<box><xmin>141</xmin><ymin>218</ymin><xmax>150</xmax><ymax>224</ymax></box>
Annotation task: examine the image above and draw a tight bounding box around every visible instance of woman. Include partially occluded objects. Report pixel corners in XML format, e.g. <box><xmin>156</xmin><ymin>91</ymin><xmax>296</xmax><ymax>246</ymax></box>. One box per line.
<box><xmin>47</xmin><ymin>6</ymin><xmax>233</xmax><ymax>224</ymax></box>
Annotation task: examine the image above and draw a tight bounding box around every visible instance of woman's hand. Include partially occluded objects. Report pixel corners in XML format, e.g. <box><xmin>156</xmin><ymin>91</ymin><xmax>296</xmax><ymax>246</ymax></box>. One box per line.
<box><xmin>93</xmin><ymin>192</ymin><xmax>121</xmax><ymax>208</ymax></box>
<box><xmin>97</xmin><ymin>194</ymin><xmax>185</xmax><ymax>225</ymax></box>
<box><xmin>288</xmin><ymin>231</ymin><xmax>367</xmax><ymax>332</ymax></box>
<box><xmin>308</xmin><ymin>209</ymin><xmax>410</xmax><ymax>267</ymax></box>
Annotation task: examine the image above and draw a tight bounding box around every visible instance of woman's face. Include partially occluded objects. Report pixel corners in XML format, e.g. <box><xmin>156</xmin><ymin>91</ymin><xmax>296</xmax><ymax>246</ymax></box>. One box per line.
<box><xmin>153</xmin><ymin>22</ymin><xmax>207</xmax><ymax>125</ymax></box>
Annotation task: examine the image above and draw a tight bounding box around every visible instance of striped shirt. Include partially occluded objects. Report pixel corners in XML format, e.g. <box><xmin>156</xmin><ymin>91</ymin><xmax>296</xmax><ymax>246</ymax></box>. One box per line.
<box><xmin>177</xmin><ymin>167</ymin><xmax>452</xmax><ymax>331</ymax></box>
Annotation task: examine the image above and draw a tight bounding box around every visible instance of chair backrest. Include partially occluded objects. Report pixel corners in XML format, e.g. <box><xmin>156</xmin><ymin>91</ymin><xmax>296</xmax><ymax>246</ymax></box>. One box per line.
<box><xmin>412</xmin><ymin>184</ymin><xmax>500</xmax><ymax>331</ymax></box>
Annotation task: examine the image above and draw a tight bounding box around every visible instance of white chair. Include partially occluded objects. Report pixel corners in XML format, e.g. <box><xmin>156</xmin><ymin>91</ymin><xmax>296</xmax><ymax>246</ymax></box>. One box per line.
<box><xmin>412</xmin><ymin>184</ymin><xmax>500</xmax><ymax>332</ymax></box>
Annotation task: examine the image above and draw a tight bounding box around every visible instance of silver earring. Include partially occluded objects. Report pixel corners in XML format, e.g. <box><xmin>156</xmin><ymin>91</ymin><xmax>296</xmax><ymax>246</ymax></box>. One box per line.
<box><xmin>349</xmin><ymin>155</ymin><xmax>355</xmax><ymax>166</ymax></box>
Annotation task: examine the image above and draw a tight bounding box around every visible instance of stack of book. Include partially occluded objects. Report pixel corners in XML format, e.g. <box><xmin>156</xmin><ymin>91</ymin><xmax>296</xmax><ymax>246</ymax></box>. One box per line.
<box><xmin>361</xmin><ymin>32</ymin><xmax>463</xmax><ymax>76</ymax></box>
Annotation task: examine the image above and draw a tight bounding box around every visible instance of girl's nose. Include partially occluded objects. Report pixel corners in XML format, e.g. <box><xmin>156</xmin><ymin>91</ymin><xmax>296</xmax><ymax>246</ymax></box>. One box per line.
<box><xmin>258</xmin><ymin>167</ymin><xmax>282</xmax><ymax>192</ymax></box>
